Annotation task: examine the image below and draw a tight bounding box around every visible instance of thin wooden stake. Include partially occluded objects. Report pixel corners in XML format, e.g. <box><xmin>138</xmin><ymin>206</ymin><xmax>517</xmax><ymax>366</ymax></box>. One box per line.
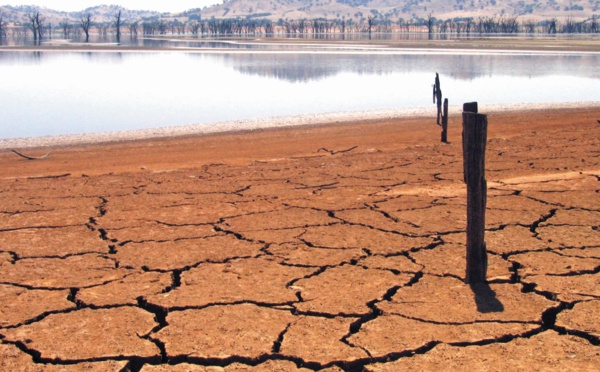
<box><xmin>462</xmin><ymin>102</ymin><xmax>488</xmax><ymax>284</ymax></box>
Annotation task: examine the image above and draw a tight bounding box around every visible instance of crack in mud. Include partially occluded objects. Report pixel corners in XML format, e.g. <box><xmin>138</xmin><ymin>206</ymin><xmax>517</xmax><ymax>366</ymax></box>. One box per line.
<box><xmin>529</xmin><ymin>208</ymin><xmax>558</xmax><ymax>234</ymax></box>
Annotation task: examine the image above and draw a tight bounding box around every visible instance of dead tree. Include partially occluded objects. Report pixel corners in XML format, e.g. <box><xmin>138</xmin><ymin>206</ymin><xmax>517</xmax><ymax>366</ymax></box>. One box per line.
<box><xmin>426</xmin><ymin>12</ymin><xmax>435</xmax><ymax>34</ymax></box>
<box><xmin>464</xmin><ymin>18</ymin><xmax>474</xmax><ymax>34</ymax></box>
<box><xmin>80</xmin><ymin>13</ymin><xmax>93</xmax><ymax>42</ymax></box>
<box><xmin>158</xmin><ymin>20</ymin><xmax>167</xmax><ymax>34</ymax></box>
<box><xmin>462</xmin><ymin>102</ymin><xmax>488</xmax><ymax>284</ymax></box>
<box><xmin>27</xmin><ymin>12</ymin><xmax>42</xmax><ymax>42</ymax></box>
<box><xmin>433</xmin><ymin>73</ymin><xmax>442</xmax><ymax>125</ymax></box>
<box><xmin>264</xmin><ymin>20</ymin><xmax>274</xmax><ymax>34</ymax></box>
<box><xmin>590</xmin><ymin>16</ymin><xmax>599</xmax><ymax>33</ymax></box>
<box><xmin>97</xmin><ymin>24</ymin><xmax>109</xmax><ymax>36</ymax></box>
<box><xmin>189</xmin><ymin>21</ymin><xmax>200</xmax><ymax>35</ymax></box>
<box><xmin>59</xmin><ymin>19</ymin><xmax>70</xmax><ymax>38</ymax></box>
<box><xmin>177</xmin><ymin>22</ymin><xmax>186</xmax><ymax>35</ymax></box>
<box><xmin>547</xmin><ymin>18</ymin><xmax>557</xmax><ymax>34</ymax></box>
<box><xmin>0</xmin><ymin>13</ymin><xmax>5</xmax><ymax>40</ymax></box>
<box><xmin>114</xmin><ymin>10</ymin><xmax>122</xmax><ymax>42</ymax></box>
<box><xmin>35</xmin><ymin>13</ymin><xmax>44</xmax><ymax>40</ymax></box>
<box><xmin>523</xmin><ymin>19</ymin><xmax>536</xmax><ymax>33</ymax></box>
<box><xmin>27</xmin><ymin>13</ymin><xmax>36</xmax><ymax>40</ymax></box>
<box><xmin>36</xmin><ymin>13</ymin><xmax>46</xmax><ymax>41</ymax></box>
<box><xmin>129</xmin><ymin>21</ymin><xmax>139</xmax><ymax>36</ymax></box>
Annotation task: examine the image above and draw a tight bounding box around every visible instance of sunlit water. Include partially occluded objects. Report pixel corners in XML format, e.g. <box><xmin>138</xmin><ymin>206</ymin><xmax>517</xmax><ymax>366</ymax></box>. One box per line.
<box><xmin>0</xmin><ymin>44</ymin><xmax>598</xmax><ymax>139</ymax></box>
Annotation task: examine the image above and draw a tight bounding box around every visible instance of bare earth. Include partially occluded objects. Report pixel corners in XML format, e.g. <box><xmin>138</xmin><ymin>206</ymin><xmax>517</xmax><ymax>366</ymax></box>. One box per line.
<box><xmin>0</xmin><ymin>106</ymin><xmax>599</xmax><ymax>371</ymax></box>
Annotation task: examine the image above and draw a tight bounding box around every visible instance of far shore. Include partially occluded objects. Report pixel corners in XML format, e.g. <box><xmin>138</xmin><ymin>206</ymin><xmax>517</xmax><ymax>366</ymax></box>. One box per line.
<box><xmin>1</xmin><ymin>33</ymin><xmax>600</xmax><ymax>53</ymax></box>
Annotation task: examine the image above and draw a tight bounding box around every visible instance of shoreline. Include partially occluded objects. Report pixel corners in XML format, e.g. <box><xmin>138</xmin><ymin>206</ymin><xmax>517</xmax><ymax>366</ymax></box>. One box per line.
<box><xmin>1</xmin><ymin>101</ymin><xmax>598</xmax><ymax>150</ymax></box>
<box><xmin>2</xmin><ymin>34</ymin><xmax>600</xmax><ymax>53</ymax></box>
<box><xmin>4</xmin><ymin>46</ymin><xmax>600</xmax><ymax>56</ymax></box>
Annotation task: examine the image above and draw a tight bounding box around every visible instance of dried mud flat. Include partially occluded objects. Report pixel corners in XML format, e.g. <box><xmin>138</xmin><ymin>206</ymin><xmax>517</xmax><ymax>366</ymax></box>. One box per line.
<box><xmin>0</xmin><ymin>107</ymin><xmax>599</xmax><ymax>371</ymax></box>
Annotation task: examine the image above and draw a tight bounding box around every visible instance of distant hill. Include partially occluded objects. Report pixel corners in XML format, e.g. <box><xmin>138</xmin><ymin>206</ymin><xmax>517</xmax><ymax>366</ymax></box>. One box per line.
<box><xmin>202</xmin><ymin>0</ymin><xmax>597</xmax><ymax>21</ymax></box>
<box><xmin>0</xmin><ymin>4</ymin><xmax>161</xmax><ymax>25</ymax></box>
<box><xmin>1</xmin><ymin>0</ymin><xmax>597</xmax><ymax>31</ymax></box>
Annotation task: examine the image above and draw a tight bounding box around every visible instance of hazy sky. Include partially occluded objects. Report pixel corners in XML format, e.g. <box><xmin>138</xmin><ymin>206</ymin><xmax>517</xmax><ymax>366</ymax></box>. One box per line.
<box><xmin>2</xmin><ymin>1</ymin><xmax>223</xmax><ymax>12</ymax></box>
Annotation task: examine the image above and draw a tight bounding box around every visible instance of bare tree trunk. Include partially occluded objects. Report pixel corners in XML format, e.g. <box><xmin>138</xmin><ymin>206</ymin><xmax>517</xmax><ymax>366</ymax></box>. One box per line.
<box><xmin>80</xmin><ymin>14</ymin><xmax>93</xmax><ymax>42</ymax></box>
<box><xmin>115</xmin><ymin>10</ymin><xmax>122</xmax><ymax>42</ymax></box>
<box><xmin>27</xmin><ymin>13</ymin><xmax>39</xmax><ymax>43</ymax></box>
<box><xmin>0</xmin><ymin>13</ymin><xmax>5</xmax><ymax>41</ymax></box>
<box><xmin>60</xmin><ymin>19</ymin><xmax>70</xmax><ymax>38</ymax></box>
<box><xmin>129</xmin><ymin>21</ymin><xmax>139</xmax><ymax>36</ymax></box>
<box><xmin>427</xmin><ymin>12</ymin><xmax>435</xmax><ymax>34</ymax></box>
<box><xmin>37</xmin><ymin>14</ymin><xmax>44</xmax><ymax>40</ymax></box>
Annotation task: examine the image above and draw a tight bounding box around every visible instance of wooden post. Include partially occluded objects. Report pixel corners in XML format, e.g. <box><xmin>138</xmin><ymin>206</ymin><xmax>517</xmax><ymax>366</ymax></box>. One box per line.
<box><xmin>462</xmin><ymin>102</ymin><xmax>488</xmax><ymax>284</ymax></box>
<box><xmin>436</xmin><ymin>89</ymin><xmax>442</xmax><ymax>125</ymax></box>
<box><xmin>441</xmin><ymin>98</ymin><xmax>449</xmax><ymax>143</ymax></box>
<box><xmin>462</xmin><ymin>102</ymin><xmax>478</xmax><ymax>182</ymax></box>
<box><xmin>463</xmin><ymin>102</ymin><xmax>478</xmax><ymax>113</ymax></box>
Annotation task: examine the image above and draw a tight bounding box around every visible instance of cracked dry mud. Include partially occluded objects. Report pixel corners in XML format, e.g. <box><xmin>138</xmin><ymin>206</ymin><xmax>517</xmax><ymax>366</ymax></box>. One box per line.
<box><xmin>1</xmin><ymin>108</ymin><xmax>599</xmax><ymax>371</ymax></box>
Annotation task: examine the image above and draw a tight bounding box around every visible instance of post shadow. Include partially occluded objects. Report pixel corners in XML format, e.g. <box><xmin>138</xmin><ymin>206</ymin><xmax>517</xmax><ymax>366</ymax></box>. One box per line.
<box><xmin>469</xmin><ymin>282</ymin><xmax>504</xmax><ymax>313</ymax></box>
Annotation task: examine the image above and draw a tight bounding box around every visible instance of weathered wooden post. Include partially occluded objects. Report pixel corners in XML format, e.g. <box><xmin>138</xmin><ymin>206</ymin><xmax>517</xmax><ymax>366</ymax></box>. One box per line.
<box><xmin>441</xmin><ymin>98</ymin><xmax>449</xmax><ymax>143</ymax></box>
<box><xmin>462</xmin><ymin>102</ymin><xmax>488</xmax><ymax>284</ymax></box>
<box><xmin>462</xmin><ymin>101</ymin><xmax>478</xmax><ymax>182</ymax></box>
<box><xmin>435</xmin><ymin>75</ymin><xmax>442</xmax><ymax>125</ymax></box>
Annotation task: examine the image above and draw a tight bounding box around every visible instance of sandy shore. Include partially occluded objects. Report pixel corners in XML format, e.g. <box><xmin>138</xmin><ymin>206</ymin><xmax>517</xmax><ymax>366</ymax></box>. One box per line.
<box><xmin>0</xmin><ymin>104</ymin><xmax>598</xmax><ymax>178</ymax></box>
<box><xmin>2</xmin><ymin>102</ymin><xmax>598</xmax><ymax>151</ymax></box>
<box><xmin>0</xmin><ymin>107</ymin><xmax>599</xmax><ymax>370</ymax></box>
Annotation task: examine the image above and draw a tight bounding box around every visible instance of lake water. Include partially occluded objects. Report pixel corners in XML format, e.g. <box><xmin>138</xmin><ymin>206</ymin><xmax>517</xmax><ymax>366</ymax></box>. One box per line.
<box><xmin>0</xmin><ymin>43</ymin><xmax>599</xmax><ymax>139</ymax></box>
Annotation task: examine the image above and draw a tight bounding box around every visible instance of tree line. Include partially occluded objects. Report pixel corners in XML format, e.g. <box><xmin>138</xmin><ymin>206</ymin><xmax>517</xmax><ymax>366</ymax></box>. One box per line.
<box><xmin>1</xmin><ymin>11</ymin><xmax>599</xmax><ymax>42</ymax></box>
<box><xmin>425</xmin><ymin>14</ymin><xmax>599</xmax><ymax>34</ymax></box>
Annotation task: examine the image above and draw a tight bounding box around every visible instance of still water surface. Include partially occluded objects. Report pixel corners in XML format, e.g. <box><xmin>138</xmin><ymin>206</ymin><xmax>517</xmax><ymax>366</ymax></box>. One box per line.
<box><xmin>0</xmin><ymin>48</ymin><xmax>598</xmax><ymax>139</ymax></box>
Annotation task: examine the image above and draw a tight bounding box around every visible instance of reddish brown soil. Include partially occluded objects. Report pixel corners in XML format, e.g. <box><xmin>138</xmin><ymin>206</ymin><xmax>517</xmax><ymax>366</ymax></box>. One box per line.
<box><xmin>1</xmin><ymin>107</ymin><xmax>599</xmax><ymax>371</ymax></box>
